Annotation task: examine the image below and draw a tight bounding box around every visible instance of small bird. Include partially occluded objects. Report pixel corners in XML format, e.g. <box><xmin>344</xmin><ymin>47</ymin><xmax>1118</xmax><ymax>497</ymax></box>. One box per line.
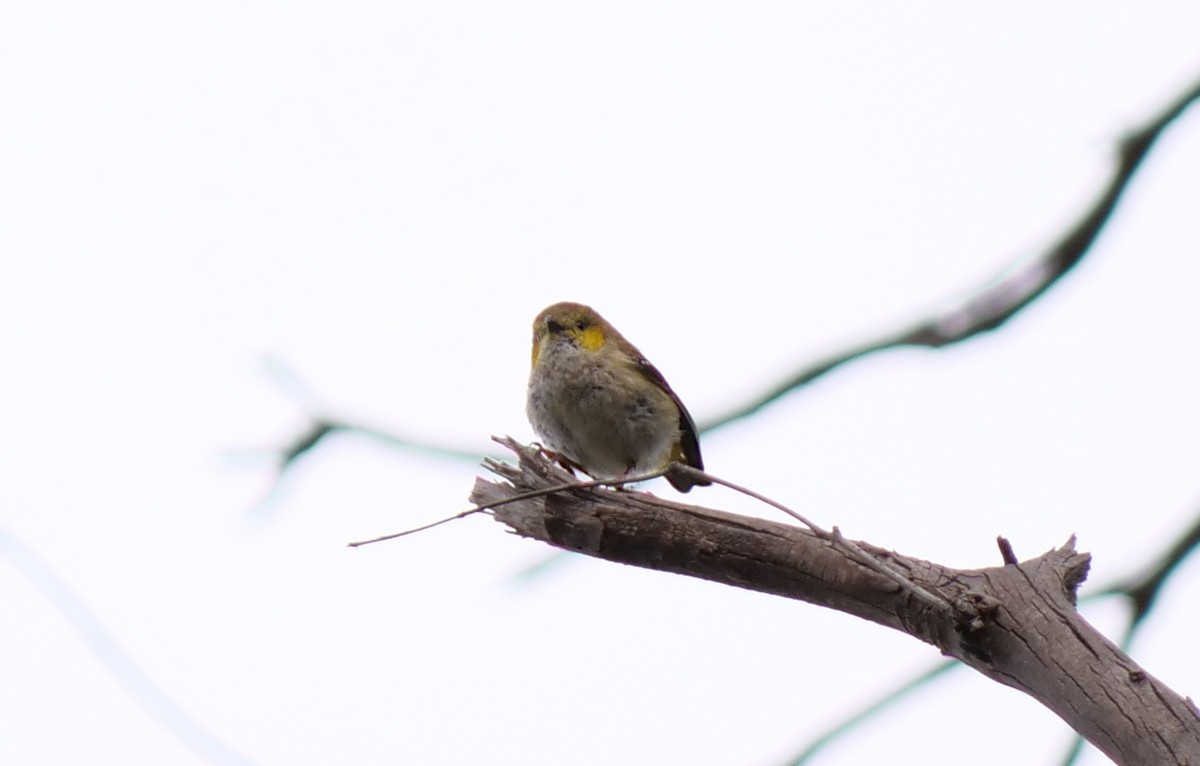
<box><xmin>526</xmin><ymin>301</ymin><xmax>710</xmax><ymax>492</ymax></box>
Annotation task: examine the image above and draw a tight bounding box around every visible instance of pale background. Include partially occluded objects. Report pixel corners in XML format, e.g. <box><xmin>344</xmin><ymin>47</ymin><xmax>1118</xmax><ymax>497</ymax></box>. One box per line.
<box><xmin>3</xmin><ymin>3</ymin><xmax>1199</xmax><ymax>765</ymax></box>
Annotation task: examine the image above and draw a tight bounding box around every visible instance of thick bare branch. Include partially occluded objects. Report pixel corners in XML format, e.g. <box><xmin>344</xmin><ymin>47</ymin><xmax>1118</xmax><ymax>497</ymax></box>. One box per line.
<box><xmin>472</xmin><ymin>443</ymin><xmax>1200</xmax><ymax>766</ymax></box>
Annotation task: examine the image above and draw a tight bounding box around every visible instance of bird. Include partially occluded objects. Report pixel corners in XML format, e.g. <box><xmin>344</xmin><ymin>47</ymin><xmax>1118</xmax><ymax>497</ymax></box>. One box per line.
<box><xmin>525</xmin><ymin>301</ymin><xmax>710</xmax><ymax>492</ymax></box>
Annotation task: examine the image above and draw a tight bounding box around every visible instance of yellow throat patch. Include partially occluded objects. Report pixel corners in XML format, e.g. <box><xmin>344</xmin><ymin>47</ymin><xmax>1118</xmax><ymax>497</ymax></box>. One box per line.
<box><xmin>576</xmin><ymin>325</ymin><xmax>605</xmax><ymax>351</ymax></box>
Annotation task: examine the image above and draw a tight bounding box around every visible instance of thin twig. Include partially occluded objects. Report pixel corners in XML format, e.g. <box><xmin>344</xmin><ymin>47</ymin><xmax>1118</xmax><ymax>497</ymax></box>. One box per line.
<box><xmin>351</xmin><ymin>441</ymin><xmax>951</xmax><ymax>613</ymax></box>
<box><xmin>671</xmin><ymin>464</ymin><xmax>952</xmax><ymax>610</ymax></box>
<box><xmin>347</xmin><ymin>467</ymin><xmax>672</xmax><ymax>547</ymax></box>
<box><xmin>347</xmin><ymin>506</ymin><xmax>493</xmax><ymax>547</ymax></box>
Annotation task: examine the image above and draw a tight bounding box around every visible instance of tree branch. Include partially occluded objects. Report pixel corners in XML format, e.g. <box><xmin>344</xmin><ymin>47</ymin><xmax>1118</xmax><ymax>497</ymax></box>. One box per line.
<box><xmin>1110</xmin><ymin>509</ymin><xmax>1200</xmax><ymax>625</ymax></box>
<box><xmin>472</xmin><ymin>442</ymin><xmax>1200</xmax><ymax>766</ymax></box>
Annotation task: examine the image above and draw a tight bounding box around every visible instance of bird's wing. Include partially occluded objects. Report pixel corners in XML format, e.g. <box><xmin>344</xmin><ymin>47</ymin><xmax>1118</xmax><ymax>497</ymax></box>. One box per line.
<box><xmin>632</xmin><ymin>355</ymin><xmax>706</xmax><ymax>478</ymax></box>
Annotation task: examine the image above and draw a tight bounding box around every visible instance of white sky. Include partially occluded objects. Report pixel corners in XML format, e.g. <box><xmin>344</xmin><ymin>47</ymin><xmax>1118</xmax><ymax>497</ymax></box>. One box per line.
<box><xmin>3</xmin><ymin>3</ymin><xmax>1200</xmax><ymax>765</ymax></box>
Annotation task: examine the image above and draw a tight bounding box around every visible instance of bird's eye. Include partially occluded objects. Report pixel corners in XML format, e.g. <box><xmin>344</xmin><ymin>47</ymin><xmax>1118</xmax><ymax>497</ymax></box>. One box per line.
<box><xmin>546</xmin><ymin>319</ymin><xmax>564</xmax><ymax>334</ymax></box>
<box><xmin>575</xmin><ymin>320</ymin><xmax>588</xmax><ymax>330</ymax></box>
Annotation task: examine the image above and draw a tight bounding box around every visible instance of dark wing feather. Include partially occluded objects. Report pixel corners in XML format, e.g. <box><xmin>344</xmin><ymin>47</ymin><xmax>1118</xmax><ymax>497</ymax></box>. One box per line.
<box><xmin>633</xmin><ymin>356</ymin><xmax>711</xmax><ymax>492</ymax></box>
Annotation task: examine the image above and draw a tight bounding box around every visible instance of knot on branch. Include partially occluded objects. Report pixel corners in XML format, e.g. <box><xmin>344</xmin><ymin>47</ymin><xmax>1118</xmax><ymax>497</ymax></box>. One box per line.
<box><xmin>953</xmin><ymin>591</ymin><xmax>1002</xmax><ymax>634</ymax></box>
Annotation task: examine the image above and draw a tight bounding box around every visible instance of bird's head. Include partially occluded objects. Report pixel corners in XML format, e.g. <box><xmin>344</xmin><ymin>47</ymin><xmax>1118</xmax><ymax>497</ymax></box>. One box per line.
<box><xmin>531</xmin><ymin>302</ymin><xmax>614</xmax><ymax>367</ymax></box>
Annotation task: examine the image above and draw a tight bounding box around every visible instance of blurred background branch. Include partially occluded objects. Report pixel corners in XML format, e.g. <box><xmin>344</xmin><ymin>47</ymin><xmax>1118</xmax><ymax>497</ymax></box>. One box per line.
<box><xmin>0</xmin><ymin>528</ymin><xmax>259</xmax><ymax>766</ymax></box>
